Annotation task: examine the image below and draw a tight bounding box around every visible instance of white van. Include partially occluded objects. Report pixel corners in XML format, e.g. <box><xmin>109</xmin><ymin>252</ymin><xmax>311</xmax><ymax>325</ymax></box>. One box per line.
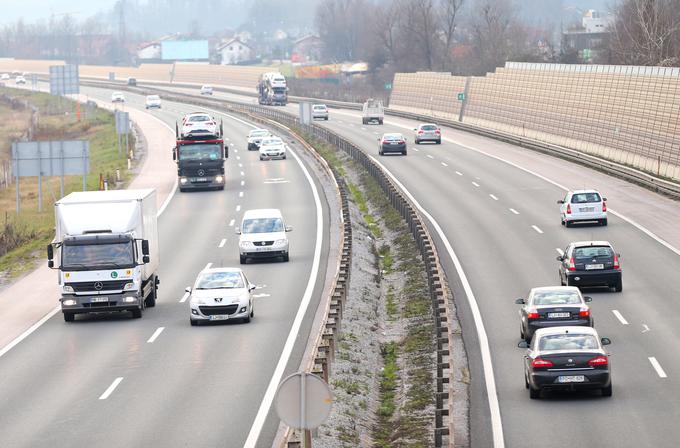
<box><xmin>236</xmin><ymin>209</ymin><xmax>292</xmax><ymax>264</ymax></box>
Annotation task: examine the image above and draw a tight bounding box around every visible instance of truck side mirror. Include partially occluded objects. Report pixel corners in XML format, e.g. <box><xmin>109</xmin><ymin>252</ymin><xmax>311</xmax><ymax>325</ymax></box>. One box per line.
<box><xmin>224</xmin><ymin>145</ymin><xmax>228</xmax><ymax>159</ymax></box>
<box><xmin>142</xmin><ymin>239</ymin><xmax>150</xmax><ymax>256</ymax></box>
<box><xmin>285</xmin><ymin>225</ymin><xmax>293</xmax><ymax>232</ymax></box>
<box><xmin>143</xmin><ymin>255</ymin><xmax>150</xmax><ymax>263</ymax></box>
<box><xmin>47</xmin><ymin>244</ymin><xmax>54</xmax><ymax>268</ymax></box>
<box><xmin>172</xmin><ymin>148</ymin><xmax>176</xmax><ymax>161</ymax></box>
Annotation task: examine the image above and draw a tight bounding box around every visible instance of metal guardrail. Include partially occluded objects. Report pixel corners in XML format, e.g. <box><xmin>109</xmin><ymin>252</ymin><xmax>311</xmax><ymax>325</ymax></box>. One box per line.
<box><xmin>97</xmin><ymin>81</ymin><xmax>457</xmax><ymax>446</ymax></box>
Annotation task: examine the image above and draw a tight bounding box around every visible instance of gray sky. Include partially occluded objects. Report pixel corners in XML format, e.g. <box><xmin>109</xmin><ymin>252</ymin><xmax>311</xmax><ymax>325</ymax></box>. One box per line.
<box><xmin>0</xmin><ymin>0</ymin><xmax>117</xmax><ymax>25</ymax></box>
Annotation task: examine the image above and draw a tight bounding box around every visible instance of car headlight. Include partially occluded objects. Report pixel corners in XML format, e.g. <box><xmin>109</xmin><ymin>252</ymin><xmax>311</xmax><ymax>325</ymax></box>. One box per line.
<box><xmin>123</xmin><ymin>282</ymin><xmax>135</xmax><ymax>290</ymax></box>
<box><xmin>63</xmin><ymin>299</ymin><xmax>77</xmax><ymax>306</ymax></box>
<box><xmin>275</xmin><ymin>239</ymin><xmax>288</xmax><ymax>245</ymax></box>
<box><xmin>180</xmin><ymin>177</ymin><xmax>188</xmax><ymax>184</ymax></box>
<box><xmin>63</xmin><ymin>285</ymin><xmax>74</xmax><ymax>293</ymax></box>
<box><xmin>215</xmin><ymin>175</ymin><xmax>224</xmax><ymax>183</ymax></box>
<box><xmin>240</xmin><ymin>241</ymin><xmax>251</xmax><ymax>248</ymax></box>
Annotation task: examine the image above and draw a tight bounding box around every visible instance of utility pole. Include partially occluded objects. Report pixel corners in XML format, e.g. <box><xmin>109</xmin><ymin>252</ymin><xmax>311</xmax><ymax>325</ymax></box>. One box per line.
<box><xmin>118</xmin><ymin>0</ymin><xmax>127</xmax><ymax>64</ymax></box>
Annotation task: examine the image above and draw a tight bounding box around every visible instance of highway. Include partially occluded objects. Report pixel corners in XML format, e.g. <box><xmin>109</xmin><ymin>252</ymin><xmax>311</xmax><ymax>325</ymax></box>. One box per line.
<box><xmin>0</xmin><ymin>86</ymin><xmax>331</xmax><ymax>448</ymax></box>
<box><xmin>158</xmin><ymin>85</ymin><xmax>680</xmax><ymax>447</ymax></box>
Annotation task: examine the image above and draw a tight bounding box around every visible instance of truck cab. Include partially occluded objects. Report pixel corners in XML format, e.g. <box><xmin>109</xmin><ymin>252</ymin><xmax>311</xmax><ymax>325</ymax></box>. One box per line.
<box><xmin>174</xmin><ymin>122</ymin><xmax>228</xmax><ymax>192</ymax></box>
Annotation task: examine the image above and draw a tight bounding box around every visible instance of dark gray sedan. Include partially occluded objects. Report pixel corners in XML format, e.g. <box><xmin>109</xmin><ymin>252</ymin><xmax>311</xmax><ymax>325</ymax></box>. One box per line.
<box><xmin>378</xmin><ymin>133</ymin><xmax>407</xmax><ymax>156</ymax></box>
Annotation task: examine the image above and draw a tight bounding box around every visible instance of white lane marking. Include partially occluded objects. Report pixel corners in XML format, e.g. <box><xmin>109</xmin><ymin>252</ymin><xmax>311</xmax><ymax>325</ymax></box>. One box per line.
<box><xmin>218</xmin><ymin>238</ymin><xmax>227</xmax><ymax>248</ymax></box>
<box><xmin>0</xmin><ymin>306</ymin><xmax>60</xmax><ymax>359</ymax></box>
<box><xmin>649</xmin><ymin>357</ymin><xmax>668</xmax><ymax>378</ymax></box>
<box><xmin>234</xmin><ymin>149</ymin><xmax>238</xmax><ymax>153</ymax></box>
<box><xmin>472</xmin><ymin>181</ymin><xmax>480</xmax><ymax>187</ymax></box>
<box><xmin>204</xmin><ymin>262</ymin><xmax>212</xmax><ymax>270</ymax></box>
<box><xmin>489</xmin><ymin>194</ymin><xmax>499</xmax><ymax>201</ymax></box>
<box><xmin>412</xmin><ymin>147</ymin><xmax>420</xmax><ymax>152</ymax></box>
<box><xmin>179</xmin><ymin>292</ymin><xmax>190</xmax><ymax>303</ymax></box>
<box><xmin>612</xmin><ymin>310</ymin><xmax>629</xmax><ymax>325</ymax></box>
<box><xmin>229</xmin><ymin>219</ymin><xmax>235</xmax><ymax>226</ymax></box>
<box><xmin>373</xmin><ymin>132</ymin><xmax>379</xmax><ymax>135</ymax></box>
<box><xmin>264</xmin><ymin>180</ymin><xmax>290</xmax><ymax>184</ymax></box>
<box><xmin>240</xmin><ymin>171</ymin><xmax>245</xmax><ymax>176</ymax></box>
<box><xmin>239</xmin><ymin>191</ymin><xmax>244</xmax><ymax>198</ymax></box>
<box><xmin>252</xmin><ymin>293</ymin><xmax>271</xmax><ymax>298</ymax></box>
<box><xmin>368</xmin><ymin>156</ymin><xmax>505</xmax><ymax>447</ymax></box>
<box><xmin>532</xmin><ymin>225</ymin><xmax>544</xmax><ymax>234</ymax></box>
<box><xmin>455</xmin><ymin>171</ymin><xmax>463</xmax><ymax>176</ymax></box>
<box><xmin>236</xmin><ymin>205</ymin><xmax>241</xmax><ymax>212</ymax></box>
<box><xmin>509</xmin><ymin>208</ymin><xmax>520</xmax><ymax>215</ymax></box>
<box><xmin>244</xmin><ymin>131</ymin><xmax>324</xmax><ymax>448</ymax></box>
<box><xmin>361</xmin><ymin>127</ymin><xmax>367</xmax><ymax>131</ymax></box>
<box><xmin>241</xmin><ymin>180</ymin><xmax>245</xmax><ymax>186</ymax></box>
<box><xmin>237</xmin><ymin>156</ymin><xmax>241</xmax><ymax>160</ymax></box>
<box><xmin>147</xmin><ymin>327</ymin><xmax>165</xmax><ymax>343</ymax></box>
<box><xmin>238</xmin><ymin>163</ymin><xmax>243</xmax><ymax>168</ymax></box>
<box><xmin>99</xmin><ymin>377</ymin><xmax>124</xmax><ymax>400</ymax></box>
<box><xmin>441</xmin><ymin>162</ymin><xmax>448</xmax><ymax>167</ymax></box>
<box><xmin>427</xmin><ymin>154</ymin><xmax>434</xmax><ymax>159</ymax></box>
<box><xmin>556</xmin><ymin>248</ymin><xmax>564</xmax><ymax>256</ymax></box>
<box><xmin>642</xmin><ymin>324</ymin><xmax>651</xmax><ymax>333</ymax></box>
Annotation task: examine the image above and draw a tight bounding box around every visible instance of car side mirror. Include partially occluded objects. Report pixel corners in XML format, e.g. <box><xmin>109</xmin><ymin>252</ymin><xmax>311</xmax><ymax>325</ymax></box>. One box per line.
<box><xmin>185</xmin><ymin>286</ymin><xmax>192</xmax><ymax>293</ymax></box>
<box><xmin>285</xmin><ymin>225</ymin><xmax>293</xmax><ymax>232</ymax></box>
<box><xmin>584</xmin><ymin>296</ymin><xmax>593</xmax><ymax>302</ymax></box>
<box><xmin>235</xmin><ymin>228</ymin><xmax>241</xmax><ymax>235</ymax></box>
<box><xmin>248</xmin><ymin>284</ymin><xmax>256</xmax><ymax>292</ymax></box>
<box><xmin>556</xmin><ymin>255</ymin><xmax>564</xmax><ymax>261</ymax></box>
<box><xmin>616</xmin><ymin>253</ymin><xmax>621</xmax><ymax>258</ymax></box>
<box><xmin>557</xmin><ymin>200</ymin><xmax>564</xmax><ymax>204</ymax></box>
<box><xmin>515</xmin><ymin>298</ymin><xmax>525</xmax><ymax>304</ymax></box>
<box><xmin>601</xmin><ymin>337</ymin><xmax>611</xmax><ymax>346</ymax></box>
<box><xmin>603</xmin><ymin>197</ymin><xmax>608</xmax><ymax>201</ymax></box>
<box><xmin>518</xmin><ymin>341</ymin><xmax>529</xmax><ymax>348</ymax></box>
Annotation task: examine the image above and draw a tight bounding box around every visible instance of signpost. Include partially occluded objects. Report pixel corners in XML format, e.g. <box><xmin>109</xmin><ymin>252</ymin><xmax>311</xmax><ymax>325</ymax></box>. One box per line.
<box><xmin>49</xmin><ymin>64</ymin><xmax>80</xmax><ymax>96</ymax></box>
<box><xmin>115</xmin><ymin>111</ymin><xmax>130</xmax><ymax>156</ymax></box>
<box><xmin>275</xmin><ymin>372</ymin><xmax>333</xmax><ymax>447</ymax></box>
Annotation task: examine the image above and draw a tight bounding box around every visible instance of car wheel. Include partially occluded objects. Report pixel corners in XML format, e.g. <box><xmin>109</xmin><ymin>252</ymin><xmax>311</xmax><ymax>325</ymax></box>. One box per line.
<box><xmin>325</xmin><ymin>117</ymin><xmax>329</xmax><ymax>121</ymax></box>
<box><xmin>379</xmin><ymin>119</ymin><xmax>384</xmax><ymax>125</ymax></box>
<box><xmin>601</xmin><ymin>218</ymin><xmax>608</xmax><ymax>226</ymax></box>
<box><xmin>614</xmin><ymin>277</ymin><xmax>623</xmax><ymax>292</ymax></box>
<box><xmin>529</xmin><ymin>387</ymin><xmax>541</xmax><ymax>399</ymax></box>
<box><xmin>240</xmin><ymin>255</ymin><xmax>246</xmax><ymax>265</ymax></box>
<box><xmin>436</xmin><ymin>139</ymin><xmax>442</xmax><ymax>145</ymax></box>
<box><xmin>402</xmin><ymin>150</ymin><xmax>407</xmax><ymax>156</ymax></box>
<box><xmin>524</xmin><ymin>373</ymin><xmax>530</xmax><ymax>389</ymax></box>
<box><xmin>243</xmin><ymin>314</ymin><xmax>251</xmax><ymax>323</ymax></box>
<box><xmin>379</xmin><ymin>149</ymin><xmax>384</xmax><ymax>156</ymax></box>
<box><xmin>602</xmin><ymin>383</ymin><xmax>613</xmax><ymax>397</ymax></box>
<box><xmin>525</xmin><ymin>331</ymin><xmax>533</xmax><ymax>343</ymax></box>
<box><xmin>283</xmin><ymin>155</ymin><xmax>286</xmax><ymax>159</ymax></box>
<box><xmin>415</xmin><ymin>139</ymin><xmax>420</xmax><ymax>145</ymax></box>
<box><xmin>565</xmin><ymin>220</ymin><xmax>572</xmax><ymax>228</ymax></box>
<box><xmin>63</xmin><ymin>312</ymin><xmax>75</xmax><ymax>322</ymax></box>
<box><xmin>520</xmin><ymin>323</ymin><xmax>525</xmax><ymax>340</ymax></box>
<box><xmin>259</xmin><ymin>155</ymin><xmax>264</xmax><ymax>160</ymax></box>
<box><xmin>283</xmin><ymin>252</ymin><xmax>290</xmax><ymax>262</ymax></box>
<box><xmin>190</xmin><ymin>318</ymin><xmax>198</xmax><ymax>326</ymax></box>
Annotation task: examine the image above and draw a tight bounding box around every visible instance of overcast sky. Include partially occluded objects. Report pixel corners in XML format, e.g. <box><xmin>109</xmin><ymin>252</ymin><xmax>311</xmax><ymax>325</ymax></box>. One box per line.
<box><xmin>0</xmin><ymin>0</ymin><xmax>117</xmax><ymax>25</ymax></box>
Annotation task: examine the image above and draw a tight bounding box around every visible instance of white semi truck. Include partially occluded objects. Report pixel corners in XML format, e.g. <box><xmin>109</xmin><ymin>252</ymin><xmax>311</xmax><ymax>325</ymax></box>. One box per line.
<box><xmin>47</xmin><ymin>189</ymin><xmax>160</xmax><ymax>322</ymax></box>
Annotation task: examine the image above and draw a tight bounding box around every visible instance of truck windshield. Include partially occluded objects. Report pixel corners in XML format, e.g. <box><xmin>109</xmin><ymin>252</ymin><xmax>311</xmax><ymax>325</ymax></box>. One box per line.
<box><xmin>62</xmin><ymin>242</ymin><xmax>134</xmax><ymax>269</ymax></box>
<box><xmin>273</xmin><ymin>87</ymin><xmax>286</xmax><ymax>94</ymax></box>
<box><xmin>178</xmin><ymin>144</ymin><xmax>221</xmax><ymax>161</ymax></box>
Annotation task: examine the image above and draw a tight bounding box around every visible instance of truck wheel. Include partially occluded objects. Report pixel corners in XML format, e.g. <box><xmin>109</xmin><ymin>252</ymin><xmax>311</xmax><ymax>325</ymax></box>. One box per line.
<box><xmin>131</xmin><ymin>306</ymin><xmax>143</xmax><ymax>319</ymax></box>
<box><xmin>63</xmin><ymin>312</ymin><xmax>75</xmax><ymax>322</ymax></box>
<box><xmin>379</xmin><ymin>119</ymin><xmax>384</xmax><ymax>125</ymax></box>
<box><xmin>145</xmin><ymin>282</ymin><xmax>157</xmax><ymax>308</ymax></box>
<box><xmin>240</xmin><ymin>255</ymin><xmax>246</xmax><ymax>264</ymax></box>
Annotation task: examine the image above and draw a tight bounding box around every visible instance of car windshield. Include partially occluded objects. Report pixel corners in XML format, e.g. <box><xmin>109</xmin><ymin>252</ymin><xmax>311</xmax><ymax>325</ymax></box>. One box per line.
<box><xmin>242</xmin><ymin>217</ymin><xmax>284</xmax><ymax>233</ymax></box>
<box><xmin>532</xmin><ymin>291</ymin><xmax>582</xmax><ymax>305</ymax></box>
<box><xmin>62</xmin><ymin>242</ymin><xmax>134</xmax><ymax>268</ymax></box>
<box><xmin>250</xmin><ymin>130</ymin><xmax>269</xmax><ymax>137</ymax></box>
<box><xmin>384</xmin><ymin>134</ymin><xmax>403</xmax><ymax>141</ymax></box>
<box><xmin>538</xmin><ymin>334</ymin><xmax>599</xmax><ymax>351</ymax></box>
<box><xmin>261</xmin><ymin>138</ymin><xmax>282</xmax><ymax>146</ymax></box>
<box><xmin>188</xmin><ymin>115</ymin><xmax>211</xmax><ymax>122</ymax></box>
<box><xmin>147</xmin><ymin>96</ymin><xmax>159</xmax><ymax>101</ymax></box>
<box><xmin>178</xmin><ymin>144</ymin><xmax>221</xmax><ymax>161</ymax></box>
<box><xmin>571</xmin><ymin>192</ymin><xmax>601</xmax><ymax>203</ymax></box>
<box><xmin>196</xmin><ymin>271</ymin><xmax>244</xmax><ymax>289</ymax></box>
<box><xmin>313</xmin><ymin>105</ymin><xmax>326</xmax><ymax>110</ymax></box>
<box><xmin>421</xmin><ymin>125</ymin><xmax>438</xmax><ymax>131</ymax></box>
<box><xmin>574</xmin><ymin>246</ymin><xmax>613</xmax><ymax>259</ymax></box>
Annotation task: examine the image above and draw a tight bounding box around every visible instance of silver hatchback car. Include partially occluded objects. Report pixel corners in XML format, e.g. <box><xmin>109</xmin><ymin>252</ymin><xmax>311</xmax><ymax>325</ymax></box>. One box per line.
<box><xmin>414</xmin><ymin>123</ymin><xmax>441</xmax><ymax>144</ymax></box>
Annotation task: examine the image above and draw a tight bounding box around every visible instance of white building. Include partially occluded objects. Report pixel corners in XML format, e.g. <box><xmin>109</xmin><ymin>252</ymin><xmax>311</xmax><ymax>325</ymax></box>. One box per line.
<box><xmin>137</xmin><ymin>43</ymin><xmax>161</xmax><ymax>60</ymax></box>
<box><xmin>218</xmin><ymin>38</ymin><xmax>253</xmax><ymax>65</ymax></box>
<box><xmin>582</xmin><ymin>10</ymin><xmax>610</xmax><ymax>33</ymax></box>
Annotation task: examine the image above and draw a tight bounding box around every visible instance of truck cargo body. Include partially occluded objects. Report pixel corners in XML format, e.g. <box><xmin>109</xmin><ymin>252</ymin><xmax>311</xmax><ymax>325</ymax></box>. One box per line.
<box><xmin>49</xmin><ymin>189</ymin><xmax>160</xmax><ymax>321</ymax></box>
<box><xmin>362</xmin><ymin>99</ymin><xmax>384</xmax><ymax>124</ymax></box>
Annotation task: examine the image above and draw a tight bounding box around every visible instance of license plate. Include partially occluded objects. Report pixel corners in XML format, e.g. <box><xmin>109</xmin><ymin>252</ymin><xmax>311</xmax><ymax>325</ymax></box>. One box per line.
<box><xmin>558</xmin><ymin>375</ymin><xmax>585</xmax><ymax>383</ymax></box>
<box><xmin>91</xmin><ymin>297</ymin><xmax>109</xmax><ymax>303</ymax></box>
<box><xmin>209</xmin><ymin>315</ymin><xmax>229</xmax><ymax>321</ymax></box>
<box><xmin>548</xmin><ymin>312</ymin><xmax>571</xmax><ymax>319</ymax></box>
<box><xmin>193</xmin><ymin>177</ymin><xmax>208</xmax><ymax>182</ymax></box>
<box><xmin>579</xmin><ymin>207</ymin><xmax>595</xmax><ymax>212</ymax></box>
<box><xmin>585</xmin><ymin>264</ymin><xmax>604</xmax><ymax>270</ymax></box>
<box><xmin>255</xmin><ymin>247</ymin><xmax>269</xmax><ymax>252</ymax></box>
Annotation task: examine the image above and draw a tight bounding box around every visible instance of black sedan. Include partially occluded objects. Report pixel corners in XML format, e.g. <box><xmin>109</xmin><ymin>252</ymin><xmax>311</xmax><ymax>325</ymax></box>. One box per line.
<box><xmin>558</xmin><ymin>240</ymin><xmax>622</xmax><ymax>292</ymax></box>
<box><xmin>378</xmin><ymin>133</ymin><xmax>407</xmax><ymax>156</ymax></box>
<box><xmin>519</xmin><ymin>326</ymin><xmax>612</xmax><ymax>399</ymax></box>
<box><xmin>515</xmin><ymin>286</ymin><xmax>593</xmax><ymax>342</ymax></box>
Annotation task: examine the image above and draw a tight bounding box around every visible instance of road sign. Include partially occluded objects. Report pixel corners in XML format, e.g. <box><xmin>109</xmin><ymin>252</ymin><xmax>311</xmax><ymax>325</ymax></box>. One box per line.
<box><xmin>299</xmin><ymin>102</ymin><xmax>312</xmax><ymax>126</ymax></box>
<box><xmin>384</xmin><ymin>83</ymin><xmax>392</xmax><ymax>90</ymax></box>
<box><xmin>49</xmin><ymin>64</ymin><xmax>80</xmax><ymax>96</ymax></box>
<box><xmin>457</xmin><ymin>92</ymin><xmax>466</xmax><ymax>101</ymax></box>
<box><xmin>275</xmin><ymin>372</ymin><xmax>332</xmax><ymax>430</ymax></box>
<box><xmin>115</xmin><ymin>111</ymin><xmax>130</xmax><ymax>135</ymax></box>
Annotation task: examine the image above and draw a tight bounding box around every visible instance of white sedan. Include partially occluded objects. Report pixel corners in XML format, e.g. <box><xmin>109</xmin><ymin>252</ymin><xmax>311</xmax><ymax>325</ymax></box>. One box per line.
<box><xmin>181</xmin><ymin>112</ymin><xmax>218</xmax><ymax>137</ymax></box>
<box><xmin>187</xmin><ymin>268</ymin><xmax>255</xmax><ymax>326</ymax></box>
<box><xmin>111</xmin><ymin>92</ymin><xmax>125</xmax><ymax>103</ymax></box>
<box><xmin>258</xmin><ymin>136</ymin><xmax>288</xmax><ymax>160</ymax></box>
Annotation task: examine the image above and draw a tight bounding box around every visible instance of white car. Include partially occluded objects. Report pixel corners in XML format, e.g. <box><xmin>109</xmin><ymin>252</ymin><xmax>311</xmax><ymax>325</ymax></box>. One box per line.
<box><xmin>237</xmin><ymin>209</ymin><xmax>292</xmax><ymax>264</ymax></box>
<box><xmin>414</xmin><ymin>123</ymin><xmax>441</xmax><ymax>144</ymax></box>
<box><xmin>15</xmin><ymin>75</ymin><xmax>26</xmax><ymax>85</ymax></box>
<box><xmin>258</xmin><ymin>136</ymin><xmax>287</xmax><ymax>160</ymax></box>
<box><xmin>181</xmin><ymin>112</ymin><xmax>218</xmax><ymax>137</ymax></box>
<box><xmin>1</xmin><ymin>74</ymin><xmax>9</xmax><ymax>80</ymax></box>
<box><xmin>312</xmin><ymin>104</ymin><xmax>329</xmax><ymax>120</ymax></box>
<box><xmin>558</xmin><ymin>189</ymin><xmax>607</xmax><ymax>227</ymax></box>
<box><xmin>145</xmin><ymin>95</ymin><xmax>161</xmax><ymax>109</ymax></box>
<box><xmin>187</xmin><ymin>268</ymin><xmax>255</xmax><ymax>326</ymax></box>
<box><xmin>200</xmin><ymin>85</ymin><xmax>213</xmax><ymax>95</ymax></box>
<box><xmin>111</xmin><ymin>92</ymin><xmax>125</xmax><ymax>103</ymax></box>
<box><xmin>247</xmin><ymin>129</ymin><xmax>271</xmax><ymax>150</ymax></box>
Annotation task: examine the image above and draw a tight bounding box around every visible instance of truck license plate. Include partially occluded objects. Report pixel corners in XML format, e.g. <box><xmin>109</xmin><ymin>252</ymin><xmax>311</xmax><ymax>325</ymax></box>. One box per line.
<box><xmin>194</xmin><ymin>177</ymin><xmax>208</xmax><ymax>182</ymax></box>
<box><xmin>558</xmin><ymin>375</ymin><xmax>585</xmax><ymax>383</ymax></box>
<box><xmin>209</xmin><ymin>315</ymin><xmax>229</xmax><ymax>321</ymax></box>
<box><xmin>91</xmin><ymin>297</ymin><xmax>109</xmax><ymax>303</ymax></box>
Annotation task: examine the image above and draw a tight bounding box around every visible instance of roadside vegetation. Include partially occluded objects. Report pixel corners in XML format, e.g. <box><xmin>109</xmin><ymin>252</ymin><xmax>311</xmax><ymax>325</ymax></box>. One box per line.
<box><xmin>0</xmin><ymin>87</ymin><xmax>133</xmax><ymax>284</ymax></box>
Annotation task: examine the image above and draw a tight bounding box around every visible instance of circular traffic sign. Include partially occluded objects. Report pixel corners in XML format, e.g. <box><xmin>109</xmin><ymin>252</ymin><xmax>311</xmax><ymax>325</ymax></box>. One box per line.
<box><xmin>275</xmin><ymin>372</ymin><xmax>333</xmax><ymax>430</ymax></box>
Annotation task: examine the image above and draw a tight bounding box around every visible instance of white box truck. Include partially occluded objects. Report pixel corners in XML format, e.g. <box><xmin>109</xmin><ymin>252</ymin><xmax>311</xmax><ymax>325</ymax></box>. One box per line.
<box><xmin>47</xmin><ymin>189</ymin><xmax>160</xmax><ymax>322</ymax></box>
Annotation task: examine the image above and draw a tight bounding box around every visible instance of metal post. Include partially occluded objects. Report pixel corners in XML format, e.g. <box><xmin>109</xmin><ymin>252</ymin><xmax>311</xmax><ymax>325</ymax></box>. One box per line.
<box><xmin>82</xmin><ymin>142</ymin><xmax>87</xmax><ymax>191</ymax></box>
<box><xmin>60</xmin><ymin>141</ymin><xmax>65</xmax><ymax>198</ymax></box>
<box><xmin>300</xmin><ymin>372</ymin><xmax>310</xmax><ymax>448</ymax></box>
<box><xmin>38</xmin><ymin>145</ymin><xmax>43</xmax><ymax>212</ymax></box>
<box><xmin>13</xmin><ymin>143</ymin><xmax>20</xmax><ymax>214</ymax></box>
<box><xmin>125</xmin><ymin>128</ymin><xmax>129</xmax><ymax>159</ymax></box>
<box><xmin>458</xmin><ymin>76</ymin><xmax>471</xmax><ymax>123</ymax></box>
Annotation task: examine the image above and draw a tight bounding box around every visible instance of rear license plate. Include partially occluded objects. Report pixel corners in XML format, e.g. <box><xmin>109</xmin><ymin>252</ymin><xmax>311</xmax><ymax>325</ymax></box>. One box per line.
<box><xmin>580</xmin><ymin>207</ymin><xmax>595</xmax><ymax>212</ymax></box>
<box><xmin>558</xmin><ymin>375</ymin><xmax>585</xmax><ymax>383</ymax></box>
<box><xmin>90</xmin><ymin>297</ymin><xmax>109</xmax><ymax>303</ymax></box>
<box><xmin>548</xmin><ymin>312</ymin><xmax>571</xmax><ymax>319</ymax></box>
<box><xmin>209</xmin><ymin>315</ymin><xmax>229</xmax><ymax>321</ymax></box>
<box><xmin>585</xmin><ymin>264</ymin><xmax>604</xmax><ymax>270</ymax></box>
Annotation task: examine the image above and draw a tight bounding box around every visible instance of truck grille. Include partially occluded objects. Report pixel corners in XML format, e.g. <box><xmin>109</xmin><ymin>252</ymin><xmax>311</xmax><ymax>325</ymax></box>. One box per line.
<box><xmin>199</xmin><ymin>305</ymin><xmax>239</xmax><ymax>316</ymax></box>
<box><xmin>253</xmin><ymin>241</ymin><xmax>274</xmax><ymax>247</ymax></box>
<box><xmin>67</xmin><ymin>280</ymin><xmax>128</xmax><ymax>292</ymax></box>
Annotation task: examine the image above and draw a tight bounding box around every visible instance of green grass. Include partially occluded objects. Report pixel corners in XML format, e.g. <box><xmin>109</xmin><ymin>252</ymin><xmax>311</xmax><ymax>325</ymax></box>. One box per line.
<box><xmin>374</xmin><ymin>341</ymin><xmax>399</xmax><ymax>447</ymax></box>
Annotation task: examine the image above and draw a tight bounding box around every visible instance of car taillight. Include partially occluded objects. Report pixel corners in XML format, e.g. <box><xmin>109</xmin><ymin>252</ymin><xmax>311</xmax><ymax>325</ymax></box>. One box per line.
<box><xmin>435</xmin><ymin>130</ymin><xmax>441</xmax><ymax>134</ymax></box>
<box><xmin>568</xmin><ymin>257</ymin><xmax>576</xmax><ymax>271</ymax></box>
<box><xmin>579</xmin><ymin>307</ymin><xmax>590</xmax><ymax>318</ymax></box>
<box><xmin>418</xmin><ymin>130</ymin><xmax>424</xmax><ymax>134</ymax></box>
<box><xmin>613</xmin><ymin>255</ymin><xmax>620</xmax><ymax>269</ymax></box>
<box><xmin>527</xmin><ymin>309</ymin><xmax>540</xmax><ymax>319</ymax></box>
<box><xmin>397</xmin><ymin>140</ymin><xmax>405</xmax><ymax>144</ymax></box>
<box><xmin>588</xmin><ymin>355</ymin><xmax>608</xmax><ymax>367</ymax></box>
<box><xmin>602</xmin><ymin>201</ymin><xmax>607</xmax><ymax>212</ymax></box>
<box><xmin>566</xmin><ymin>203</ymin><xmax>572</xmax><ymax>214</ymax></box>
<box><xmin>532</xmin><ymin>358</ymin><xmax>554</xmax><ymax>369</ymax></box>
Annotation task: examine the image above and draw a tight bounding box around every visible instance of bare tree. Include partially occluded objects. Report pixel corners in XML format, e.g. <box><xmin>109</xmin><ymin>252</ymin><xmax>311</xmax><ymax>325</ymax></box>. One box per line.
<box><xmin>439</xmin><ymin>0</ymin><xmax>465</xmax><ymax>69</ymax></box>
<box><xmin>470</xmin><ymin>0</ymin><xmax>517</xmax><ymax>73</ymax></box>
<box><xmin>400</xmin><ymin>0</ymin><xmax>439</xmax><ymax>70</ymax></box>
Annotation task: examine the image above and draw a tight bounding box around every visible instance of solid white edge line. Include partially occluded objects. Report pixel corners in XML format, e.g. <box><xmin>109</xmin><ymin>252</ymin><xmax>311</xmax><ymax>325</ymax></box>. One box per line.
<box><xmin>489</xmin><ymin>194</ymin><xmax>499</xmax><ymax>201</ymax></box>
<box><xmin>556</xmin><ymin>248</ymin><xmax>564</xmax><ymax>256</ymax></box>
<box><xmin>218</xmin><ymin>238</ymin><xmax>227</xmax><ymax>248</ymax></box>
<box><xmin>204</xmin><ymin>262</ymin><xmax>212</xmax><ymax>270</ymax></box>
<box><xmin>99</xmin><ymin>377</ymin><xmax>124</xmax><ymax>400</ymax></box>
<box><xmin>532</xmin><ymin>225</ymin><xmax>544</xmax><ymax>234</ymax></box>
<box><xmin>239</xmin><ymin>191</ymin><xmax>244</xmax><ymax>198</ymax></box>
<box><xmin>368</xmin><ymin>155</ymin><xmax>505</xmax><ymax>447</ymax></box>
<box><xmin>612</xmin><ymin>310</ymin><xmax>629</xmax><ymax>325</ymax></box>
<box><xmin>243</xmin><ymin>133</ymin><xmax>323</xmax><ymax>448</ymax></box>
<box><xmin>241</xmin><ymin>180</ymin><xmax>245</xmax><ymax>186</ymax></box>
<box><xmin>146</xmin><ymin>327</ymin><xmax>165</xmax><ymax>343</ymax></box>
<box><xmin>0</xmin><ymin>306</ymin><xmax>60</xmax><ymax>359</ymax></box>
<box><xmin>509</xmin><ymin>208</ymin><xmax>519</xmax><ymax>215</ymax></box>
<box><xmin>648</xmin><ymin>357</ymin><xmax>668</xmax><ymax>378</ymax></box>
<box><xmin>179</xmin><ymin>292</ymin><xmax>190</xmax><ymax>303</ymax></box>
